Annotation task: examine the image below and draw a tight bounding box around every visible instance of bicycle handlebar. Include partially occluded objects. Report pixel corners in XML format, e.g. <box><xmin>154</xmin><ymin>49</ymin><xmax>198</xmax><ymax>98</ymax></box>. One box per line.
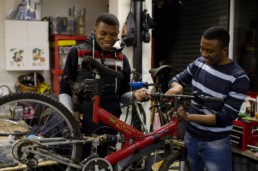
<box><xmin>149</xmin><ymin>92</ymin><xmax>224</xmax><ymax>103</ymax></box>
<box><xmin>63</xmin><ymin>57</ymin><xmax>125</xmax><ymax>94</ymax></box>
<box><xmin>82</xmin><ymin>57</ymin><xmax>124</xmax><ymax>80</ymax></box>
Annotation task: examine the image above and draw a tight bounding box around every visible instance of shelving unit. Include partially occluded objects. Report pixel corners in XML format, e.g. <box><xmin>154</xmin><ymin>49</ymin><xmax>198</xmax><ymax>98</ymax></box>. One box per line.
<box><xmin>50</xmin><ymin>35</ymin><xmax>86</xmax><ymax>94</ymax></box>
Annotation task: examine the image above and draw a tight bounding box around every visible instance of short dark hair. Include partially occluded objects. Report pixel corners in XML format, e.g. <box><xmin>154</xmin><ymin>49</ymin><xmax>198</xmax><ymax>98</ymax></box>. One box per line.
<box><xmin>202</xmin><ymin>26</ymin><xmax>230</xmax><ymax>48</ymax></box>
<box><xmin>95</xmin><ymin>13</ymin><xmax>119</xmax><ymax>27</ymax></box>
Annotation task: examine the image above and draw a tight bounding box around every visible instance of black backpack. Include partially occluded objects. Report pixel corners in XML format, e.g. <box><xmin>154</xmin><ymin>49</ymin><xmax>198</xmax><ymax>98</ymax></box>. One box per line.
<box><xmin>121</xmin><ymin>11</ymin><xmax>136</xmax><ymax>47</ymax></box>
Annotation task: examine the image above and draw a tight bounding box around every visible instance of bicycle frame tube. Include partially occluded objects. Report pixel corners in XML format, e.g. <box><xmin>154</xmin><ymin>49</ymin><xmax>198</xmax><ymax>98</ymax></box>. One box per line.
<box><xmin>92</xmin><ymin>95</ymin><xmax>179</xmax><ymax>166</ymax></box>
<box><xmin>92</xmin><ymin>96</ymin><xmax>145</xmax><ymax>139</ymax></box>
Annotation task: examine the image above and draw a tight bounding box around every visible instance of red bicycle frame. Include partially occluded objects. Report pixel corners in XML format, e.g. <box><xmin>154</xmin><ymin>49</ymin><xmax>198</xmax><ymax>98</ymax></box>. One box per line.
<box><xmin>78</xmin><ymin>57</ymin><xmax>179</xmax><ymax>168</ymax></box>
<box><xmin>92</xmin><ymin>94</ymin><xmax>179</xmax><ymax>166</ymax></box>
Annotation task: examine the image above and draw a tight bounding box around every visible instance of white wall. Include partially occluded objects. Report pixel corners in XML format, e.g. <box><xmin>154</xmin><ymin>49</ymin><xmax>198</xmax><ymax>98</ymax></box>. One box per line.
<box><xmin>109</xmin><ymin>0</ymin><xmax>153</xmax><ymax>84</ymax></box>
<box><xmin>110</xmin><ymin>0</ymin><xmax>153</xmax><ymax>130</ymax></box>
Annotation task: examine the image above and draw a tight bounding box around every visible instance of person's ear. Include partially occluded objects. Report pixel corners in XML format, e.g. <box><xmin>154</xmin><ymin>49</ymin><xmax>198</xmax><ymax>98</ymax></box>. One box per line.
<box><xmin>223</xmin><ymin>47</ymin><xmax>229</xmax><ymax>55</ymax></box>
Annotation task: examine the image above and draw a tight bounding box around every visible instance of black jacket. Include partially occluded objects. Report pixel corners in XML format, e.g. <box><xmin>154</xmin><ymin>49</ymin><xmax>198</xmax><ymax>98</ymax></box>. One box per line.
<box><xmin>59</xmin><ymin>33</ymin><xmax>131</xmax><ymax>134</ymax></box>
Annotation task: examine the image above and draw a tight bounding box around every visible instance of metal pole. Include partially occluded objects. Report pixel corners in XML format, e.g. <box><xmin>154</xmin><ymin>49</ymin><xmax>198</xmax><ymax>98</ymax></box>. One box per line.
<box><xmin>133</xmin><ymin>0</ymin><xmax>143</xmax><ymax>75</ymax></box>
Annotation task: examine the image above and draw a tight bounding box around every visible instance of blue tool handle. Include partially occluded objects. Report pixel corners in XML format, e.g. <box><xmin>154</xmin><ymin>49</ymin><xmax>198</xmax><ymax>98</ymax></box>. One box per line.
<box><xmin>130</xmin><ymin>82</ymin><xmax>147</xmax><ymax>89</ymax></box>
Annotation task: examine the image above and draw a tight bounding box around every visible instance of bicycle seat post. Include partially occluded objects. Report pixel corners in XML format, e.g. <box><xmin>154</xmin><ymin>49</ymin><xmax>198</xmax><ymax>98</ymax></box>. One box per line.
<box><xmin>92</xmin><ymin>70</ymin><xmax>102</xmax><ymax>124</ymax></box>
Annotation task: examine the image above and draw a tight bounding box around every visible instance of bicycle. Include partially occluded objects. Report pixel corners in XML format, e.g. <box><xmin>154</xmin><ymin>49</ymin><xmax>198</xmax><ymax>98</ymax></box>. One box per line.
<box><xmin>122</xmin><ymin>64</ymin><xmax>178</xmax><ymax>134</ymax></box>
<box><xmin>122</xmin><ymin>69</ymin><xmax>149</xmax><ymax>134</ymax></box>
<box><xmin>128</xmin><ymin>65</ymin><xmax>186</xmax><ymax>170</ymax></box>
<box><xmin>129</xmin><ymin>65</ymin><xmax>179</xmax><ymax>133</ymax></box>
<box><xmin>0</xmin><ymin>57</ymin><xmax>223</xmax><ymax>171</ymax></box>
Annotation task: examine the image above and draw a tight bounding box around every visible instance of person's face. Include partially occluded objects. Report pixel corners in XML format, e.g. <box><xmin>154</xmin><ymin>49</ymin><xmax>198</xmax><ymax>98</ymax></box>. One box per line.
<box><xmin>94</xmin><ymin>22</ymin><xmax>119</xmax><ymax>51</ymax></box>
<box><xmin>200</xmin><ymin>37</ymin><xmax>228</xmax><ymax>65</ymax></box>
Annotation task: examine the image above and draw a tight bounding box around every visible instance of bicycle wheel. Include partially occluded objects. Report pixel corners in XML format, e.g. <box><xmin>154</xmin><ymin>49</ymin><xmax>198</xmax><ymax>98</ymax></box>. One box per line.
<box><xmin>0</xmin><ymin>93</ymin><xmax>82</xmax><ymax>171</ymax></box>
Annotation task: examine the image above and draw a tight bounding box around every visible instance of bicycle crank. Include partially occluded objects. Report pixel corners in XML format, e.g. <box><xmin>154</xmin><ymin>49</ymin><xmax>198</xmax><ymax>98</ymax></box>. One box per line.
<box><xmin>82</xmin><ymin>157</ymin><xmax>113</xmax><ymax>171</ymax></box>
<box><xmin>12</xmin><ymin>139</ymin><xmax>44</xmax><ymax>168</ymax></box>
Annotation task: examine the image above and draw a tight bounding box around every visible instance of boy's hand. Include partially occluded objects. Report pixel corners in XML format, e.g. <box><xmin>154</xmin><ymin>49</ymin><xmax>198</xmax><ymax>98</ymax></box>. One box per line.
<box><xmin>133</xmin><ymin>88</ymin><xmax>150</xmax><ymax>102</ymax></box>
<box><xmin>177</xmin><ymin>105</ymin><xmax>189</xmax><ymax>122</ymax></box>
<box><xmin>73</xmin><ymin>112</ymin><xmax>83</xmax><ymax>128</ymax></box>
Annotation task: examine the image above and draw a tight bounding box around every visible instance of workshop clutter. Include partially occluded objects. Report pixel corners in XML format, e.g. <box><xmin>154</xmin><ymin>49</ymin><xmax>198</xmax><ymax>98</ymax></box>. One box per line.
<box><xmin>239</xmin><ymin>92</ymin><xmax>258</xmax><ymax>118</ymax></box>
<box><xmin>49</xmin><ymin>6</ymin><xmax>86</xmax><ymax>36</ymax></box>
<box><xmin>0</xmin><ymin>135</ymin><xmax>19</xmax><ymax>168</ymax></box>
<box><xmin>15</xmin><ymin>73</ymin><xmax>50</xmax><ymax>120</ymax></box>
<box><xmin>49</xmin><ymin>16</ymin><xmax>77</xmax><ymax>35</ymax></box>
<box><xmin>231</xmin><ymin>92</ymin><xmax>258</xmax><ymax>150</ymax></box>
<box><xmin>16</xmin><ymin>73</ymin><xmax>51</xmax><ymax>94</ymax></box>
<box><xmin>7</xmin><ymin>0</ymin><xmax>38</xmax><ymax>21</ymax></box>
<box><xmin>17</xmin><ymin>73</ymin><xmax>42</xmax><ymax>92</ymax></box>
<box><xmin>15</xmin><ymin>104</ymin><xmax>36</xmax><ymax>120</ymax></box>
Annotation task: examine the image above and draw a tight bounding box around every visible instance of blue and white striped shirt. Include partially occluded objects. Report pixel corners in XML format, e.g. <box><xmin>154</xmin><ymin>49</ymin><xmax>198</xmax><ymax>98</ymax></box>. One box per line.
<box><xmin>169</xmin><ymin>57</ymin><xmax>250</xmax><ymax>141</ymax></box>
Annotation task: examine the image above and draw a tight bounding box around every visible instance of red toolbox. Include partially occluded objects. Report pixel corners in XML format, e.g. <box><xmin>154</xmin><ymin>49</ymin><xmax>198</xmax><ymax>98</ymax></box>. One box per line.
<box><xmin>231</xmin><ymin>120</ymin><xmax>258</xmax><ymax>151</ymax></box>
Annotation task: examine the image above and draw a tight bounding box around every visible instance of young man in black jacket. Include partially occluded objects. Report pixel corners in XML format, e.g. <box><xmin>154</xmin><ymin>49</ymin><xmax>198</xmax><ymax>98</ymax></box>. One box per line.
<box><xmin>59</xmin><ymin>13</ymin><xmax>149</xmax><ymax>158</ymax></box>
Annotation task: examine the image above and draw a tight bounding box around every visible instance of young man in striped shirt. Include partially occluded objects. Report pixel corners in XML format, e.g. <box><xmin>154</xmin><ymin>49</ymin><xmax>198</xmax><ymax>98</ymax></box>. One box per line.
<box><xmin>166</xmin><ymin>26</ymin><xmax>250</xmax><ymax>171</ymax></box>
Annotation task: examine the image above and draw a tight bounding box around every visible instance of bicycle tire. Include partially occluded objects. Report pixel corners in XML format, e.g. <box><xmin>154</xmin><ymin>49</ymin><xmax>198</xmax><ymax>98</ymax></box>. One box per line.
<box><xmin>158</xmin><ymin>152</ymin><xmax>179</xmax><ymax>171</ymax></box>
<box><xmin>149</xmin><ymin>65</ymin><xmax>179</xmax><ymax>131</ymax></box>
<box><xmin>151</xmin><ymin>65</ymin><xmax>179</xmax><ymax>94</ymax></box>
<box><xmin>130</xmin><ymin>102</ymin><xmax>147</xmax><ymax>133</ymax></box>
<box><xmin>159</xmin><ymin>153</ymin><xmax>190</xmax><ymax>171</ymax></box>
<box><xmin>0</xmin><ymin>93</ymin><xmax>82</xmax><ymax>171</ymax></box>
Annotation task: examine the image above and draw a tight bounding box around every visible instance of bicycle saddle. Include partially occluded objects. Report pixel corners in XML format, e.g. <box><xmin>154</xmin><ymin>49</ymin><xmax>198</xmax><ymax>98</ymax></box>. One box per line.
<box><xmin>149</xmin><ymin>65</ymin><xmax>178</xmax><ymax>79</ymax></box>
<box><xmin>81</xmin><ymin>57</ymin><xmax>124</xmax><ymax>80</ymax></box>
